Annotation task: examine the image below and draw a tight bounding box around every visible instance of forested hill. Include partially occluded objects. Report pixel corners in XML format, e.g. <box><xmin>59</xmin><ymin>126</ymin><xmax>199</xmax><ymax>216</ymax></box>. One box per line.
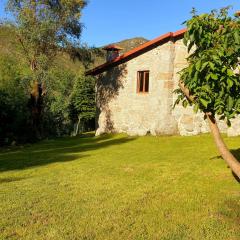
<box><xmin>95</xmin><ymin>37</ymin><xmax>148</xmax><ymax>66</ymax></box>
<box><xmin>110</xmin><ymin>37</ymin><xmax>148</xmax><ymax>53</ymax></box>
<box><xmin>0</xmin><ymin>25</ymin><xmax>148</xmax><ymax>68</ymax></box>
<box><xmin>0</xmin><ymin>25</ymin><xmax>84</xmax><ymax>73</ymax></box>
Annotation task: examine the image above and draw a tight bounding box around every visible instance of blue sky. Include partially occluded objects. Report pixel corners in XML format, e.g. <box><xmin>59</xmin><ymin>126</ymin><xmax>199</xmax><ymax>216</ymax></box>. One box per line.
<box><xmin>0</xmin><ymin>0</ymin><xmax>239</xmax><ymax>47</ymax></box>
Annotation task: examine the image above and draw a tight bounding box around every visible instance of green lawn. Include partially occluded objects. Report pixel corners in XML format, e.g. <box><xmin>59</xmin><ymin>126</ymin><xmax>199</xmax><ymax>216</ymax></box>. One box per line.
<box><xmin>0</xmin><ymin>134</ymin><xmax>239</xmax><ymax>240</ymax></box>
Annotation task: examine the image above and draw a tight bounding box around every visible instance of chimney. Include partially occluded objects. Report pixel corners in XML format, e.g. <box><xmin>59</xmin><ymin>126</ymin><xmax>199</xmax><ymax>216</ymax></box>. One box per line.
<box><xmin>103</xmin><ymin>45</ymin><xmax>123</xmax><ymax>62</ymax></box>
<box><xmin>235</xmin><ymin>11</ymin><xmax>240</xmax><ymax>17</ymax></box>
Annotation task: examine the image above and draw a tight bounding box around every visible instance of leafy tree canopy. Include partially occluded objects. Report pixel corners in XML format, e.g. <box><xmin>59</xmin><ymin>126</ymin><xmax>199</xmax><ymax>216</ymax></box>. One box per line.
<box><xmin>69</xmin><ymin>74</ymin><xmax>96</xmax><ymax>123</ymax></box>
<box><xmin>7</xmin><ymin>0</ymin><xmax>87</xmax><ymax>75</ymax></box>
<box><xmin>175</xmin><ymin>7</ymin><xmax>240</xmax><ymax>126</ymax></box>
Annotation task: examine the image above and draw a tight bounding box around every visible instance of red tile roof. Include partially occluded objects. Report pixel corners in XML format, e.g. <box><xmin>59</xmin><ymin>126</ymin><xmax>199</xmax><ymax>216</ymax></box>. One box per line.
<box><xmin>86</xmin><ymin>29</ymin><xmax>187</xmax><ymax>76</ymax></box>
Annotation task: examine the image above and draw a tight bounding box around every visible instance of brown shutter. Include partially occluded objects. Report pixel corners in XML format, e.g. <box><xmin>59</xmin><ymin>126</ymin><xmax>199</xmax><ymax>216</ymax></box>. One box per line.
<box><xmin>137</xmin><ymin>71</ymin><xmax>149</xmax><ymax>93</ymax></box>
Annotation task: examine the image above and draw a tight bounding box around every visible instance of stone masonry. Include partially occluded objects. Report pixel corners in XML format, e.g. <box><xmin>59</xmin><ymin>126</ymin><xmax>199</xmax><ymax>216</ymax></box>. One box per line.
<box><xmin>95</xmin><ymin>37</ymin><xmax>240</xmax><ymax>136</ymax></box>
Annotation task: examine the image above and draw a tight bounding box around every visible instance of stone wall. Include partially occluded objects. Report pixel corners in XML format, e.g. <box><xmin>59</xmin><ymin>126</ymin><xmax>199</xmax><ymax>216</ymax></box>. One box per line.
<box><xmin>96</xmin><ymin>38</ymin><xmax>240</xmax><ymax>136</ymax></box>
<box><xmin>171</xmin><ymin>39</ymin><xmax>212</xmax><ymax>136</ymax></box>
<box><xmin>171</xmin><ymin>39</ymin><xmax>240</xmax><ymax>136</ymax></box>
<box><xmin>96</xmin><ymin>40</ymin><xmax>178</xmax><ymax>136</ymax></box>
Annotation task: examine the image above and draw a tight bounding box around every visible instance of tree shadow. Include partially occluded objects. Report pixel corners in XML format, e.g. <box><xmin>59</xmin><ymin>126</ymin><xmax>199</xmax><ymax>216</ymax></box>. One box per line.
<box><xmin>230</xmin><ymin>148</ymin><xmax>240</xmax><ymax>162</ymax></box>
<box><xmin>0</xmin><ymin>134</ymin><xmax>136</xmax><ymax>172</ymax></box>
<box><xmin>0</xmin><ymin>177</ymin><xmax>28</xmax><ymax>184</ymax></box>
<box><xmin>211</xmin><ymin>148</ymin><xmax>240</xmax><ymax>183</ymax></box>
<box><xmin>96</xmin><ymin>64</ymin><xmax>127</xmax><ymax>133</ymax></box>
<box><xmin>230</xmin><ymin>148</ymin><xmax>240</xmax><ymax>183</ymax></box>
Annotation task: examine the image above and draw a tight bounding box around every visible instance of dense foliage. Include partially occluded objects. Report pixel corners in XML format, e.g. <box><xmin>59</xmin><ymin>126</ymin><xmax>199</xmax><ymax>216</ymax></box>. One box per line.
<box><xmin>0</xmin><ymin>56</ymin><xmax>30</xmax><ymax>144</ymax></box>
<box><xmin>5</xmin><ymin>0</ymin><xmax>89</xmax><ymax>140</ymax></box>
<box><xmin>0</xmin><ymin>1</ymin><xmax>98</xmax><ymax>145</ymax></box>
<box><xmin>0</xmin><ymin>52</ymin><xmax>96</xmax><ymax>144</ymax></box>
<box><xmin>69</xmin><ymin>75</ymin><xmax>96</xmax><ymax>135</ymax></box>
<box><xmin>175</xmin><ymin>8</ymin><xmax>240</xmax><ymax>126</ymax></box>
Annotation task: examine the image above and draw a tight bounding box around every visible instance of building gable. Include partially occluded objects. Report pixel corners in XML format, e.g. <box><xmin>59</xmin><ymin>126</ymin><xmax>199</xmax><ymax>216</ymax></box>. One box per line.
<box><xmin>86</xmin><ymin>29</ymin><xmax>186</xmax><ymax>76</ymax></box>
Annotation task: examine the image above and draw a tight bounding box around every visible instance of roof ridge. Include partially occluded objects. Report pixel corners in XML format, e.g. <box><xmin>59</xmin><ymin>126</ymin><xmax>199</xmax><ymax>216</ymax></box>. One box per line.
<box><xmin>86</xmin><ymin>29</ymin><xmax>187</xmax><ymax>76</ymax></box>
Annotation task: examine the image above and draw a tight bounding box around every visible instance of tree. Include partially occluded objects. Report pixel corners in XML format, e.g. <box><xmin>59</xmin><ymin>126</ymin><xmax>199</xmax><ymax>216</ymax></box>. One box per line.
<box><xmin>174</xmin><ymin>8</ymin><xmax>240</xmax><ymax>178</ymax></box>
<box><xmin>41</xmin><ymin>66</ymin><xmax>76</xmax><ymax>136</ymax></box>
<box><xmin>6</xmin><ymin>0</ymin><xmax>87</xmax><ymax>137</ymax></box>
<box><xmin>69</xmin><ymin>74</ymin><xmax>96</xmax><ymax>136</ymax></box>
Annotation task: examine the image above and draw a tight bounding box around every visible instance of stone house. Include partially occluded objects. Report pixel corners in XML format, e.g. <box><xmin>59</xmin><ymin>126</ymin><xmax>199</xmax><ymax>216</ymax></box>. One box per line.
<box><xmin>86</xmin><ymin>29</ymin><xmax>240</xmax><ymax>136</ymax></box>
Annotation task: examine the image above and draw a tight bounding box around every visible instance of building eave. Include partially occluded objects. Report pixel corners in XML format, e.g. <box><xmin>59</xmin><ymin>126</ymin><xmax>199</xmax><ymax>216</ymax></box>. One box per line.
<box><xmin>86</xmin><ymin>28</ymin><xmax>187</xmax><ymax>76</ymax></box>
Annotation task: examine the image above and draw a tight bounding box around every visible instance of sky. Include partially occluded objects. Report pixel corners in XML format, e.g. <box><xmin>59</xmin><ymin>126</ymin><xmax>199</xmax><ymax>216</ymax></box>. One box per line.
<box><xmin>0</xmin><ymin>0</ymin><xmax>240</xmax><ymax>47</ymax></box>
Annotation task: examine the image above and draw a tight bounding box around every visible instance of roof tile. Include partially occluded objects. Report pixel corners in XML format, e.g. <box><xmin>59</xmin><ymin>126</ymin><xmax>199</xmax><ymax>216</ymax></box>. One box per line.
<box><xmin>86</xmin><ymin>29</ymin><xmax>187</xmax><ymax>76</ymax></box>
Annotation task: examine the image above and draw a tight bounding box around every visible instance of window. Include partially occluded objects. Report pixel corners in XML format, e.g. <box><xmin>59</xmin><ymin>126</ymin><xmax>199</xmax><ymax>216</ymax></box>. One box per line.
<box><xmin>137</xmin><ymin>71</ymin><xmax>149</xmax><ymax>93</ymax></box>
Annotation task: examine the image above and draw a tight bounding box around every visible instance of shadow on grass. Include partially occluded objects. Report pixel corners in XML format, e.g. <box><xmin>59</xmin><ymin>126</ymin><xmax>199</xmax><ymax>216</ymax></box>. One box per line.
<box><xmin>211</xmin><ymin>148</ymin><xmax>240</xmax><ymax>183</ymax></box>
<box><xmin>0</xmin><ymin>177</ymin><xmax>28</xmax><ymax>184</ymax></box>
<box><xmin>230</xmin><ymin>149</ymin><xmax>240</xmax><ymax>183</ymax></box>
<box><xmin>0</xmin><ymin>134</ymin><xmax>136</xmax><ymax>172</ymax></box>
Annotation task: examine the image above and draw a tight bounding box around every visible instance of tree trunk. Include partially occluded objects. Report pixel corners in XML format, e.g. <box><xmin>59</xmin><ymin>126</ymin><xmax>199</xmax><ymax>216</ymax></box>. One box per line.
<box><xmin>28</xmin><ymin>59</ymin><xmax>45</xmax><ymax>139</ymax></box>
<box><xmin>75</xmin><ymin>116</ymin><xmax>81</xmax><ymax>136</ymax></box>
<box><xmin>29</xmin><ymin>81</ymin><xmax>44</xmax><ymax>139</ymax></box>
<box><xmin>178</xmin><ymin>80</ymin><xmax>240</xmax><ymax>179</ymax></box>
<box><xmin>206</xmin><ymin>114</ymin><xmax>240</xmax><ymax>178</ymax></box>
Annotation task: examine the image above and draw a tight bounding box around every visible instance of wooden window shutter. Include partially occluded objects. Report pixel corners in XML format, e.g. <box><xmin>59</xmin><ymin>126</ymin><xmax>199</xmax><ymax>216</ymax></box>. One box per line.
<box><xmin>137</xmin><ymin>71</ymin><xmax>149</xmax><ymax>93</ymax></box>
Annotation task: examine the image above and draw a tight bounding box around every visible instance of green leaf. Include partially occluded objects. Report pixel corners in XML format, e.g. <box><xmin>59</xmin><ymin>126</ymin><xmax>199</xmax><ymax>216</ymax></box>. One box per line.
<box><xmin>182</xmin><ymin>99</ymin><xmax>188</xmax><ymax>108</ymax></box>
<box><xmin>188</xmin><ymin>41</ymin><xmax>194</xmax><ymax>53</ymax></box>
<box><xmin>183</xmin><ymin>37</ymin><xmax>188</xmax><ymax>46</ymax></box>
<box><xmin>206</xmin><ymin>74</ymin><xmax>211</xmax><ymax>81</ymax></box>
<box><xmin>199</xmin><ymin>98</ymin><xmax>209</xmax><ymax>108</ymax></box>
<box><xmin>234</xmin><ymin>31</ymin><xmax>240</xmax><ymax>44</ymax></box>
<box><xmin>227</xmin><ymin>96</ymin><xmax>234</xmax><ymax>111</ymax></box>
<box><xmin>200</xmin><ymin>62</ymin><xmax>208</xmax><ymax>72</ymax></box>
<box><xmin>195</xmin><ymin>61</ymin><xmax>201</xmax><ymax>71</ymax></box>
<box><xmin>190</xmin><ymin>33</ymin><xmax>195</xmax><ymax>42</ymax></box>
<box><xmin>210</xmin><ymin>73</ymin><xmax>218</xmax><ymax>80</ymax></box>
<box><xmin>227</xmin><ymin>69</ymin><xmax>233</xmax><ymax>77</ymax></box>
<box><xmin>193</xmin><ymin>103</ymin><xmax>199</xmax><ymax>113</ymax></box>
<box><xmin>209</xmin><ymin>62</ymin><xmax>215</xmax><ymax>71</ymax></box>
<box><xmin>227</xmin><ymin>78</ymin><xmax>233</xmax><ymax>88</ymax></box>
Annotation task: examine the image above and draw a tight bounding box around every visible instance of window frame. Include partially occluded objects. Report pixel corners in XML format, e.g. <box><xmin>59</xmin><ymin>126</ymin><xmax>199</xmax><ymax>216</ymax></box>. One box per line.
<box><xmin>137</xmin><ymin>70</ymin><xmax>150</xmax><ymax>94</ymax></box>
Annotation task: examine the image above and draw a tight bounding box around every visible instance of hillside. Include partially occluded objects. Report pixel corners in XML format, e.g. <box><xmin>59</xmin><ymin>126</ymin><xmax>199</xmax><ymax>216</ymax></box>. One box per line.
<box><xmin>0</xmin><ymin>25</ymin><xmax>148</xmax><ymax>70</ymax></box>
<box><xmin>0</xmin><ymin>25</ymin><xmax>84</xmax><ymax>74</ymax></box>
<box><xmin>111</xmin><ymin>37</ymin><xmax>148</xmax><ymax>53</ymax></box>
<box><xmin>94</xmin><ymin>37</ymin><xmax>149</xmax><ymax>66</ymax></box>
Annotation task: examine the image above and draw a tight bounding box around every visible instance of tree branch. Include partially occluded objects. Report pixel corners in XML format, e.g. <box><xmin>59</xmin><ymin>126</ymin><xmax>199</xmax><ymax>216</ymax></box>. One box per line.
<box><xmin>178</xmin><ymin>80</ymin><xmax>195</xmax><ymax>102</ymax></box>
<box><xmin>17</xmin><ymin>35</ymin><xmax>32</xmax><ymax>64</ymax></box>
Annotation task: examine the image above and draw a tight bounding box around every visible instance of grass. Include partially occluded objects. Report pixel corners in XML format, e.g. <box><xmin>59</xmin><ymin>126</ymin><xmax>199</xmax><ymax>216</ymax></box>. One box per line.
<box><xmin>0</xmin><ymin>133</ymin><xmax>239</xmax><ymax>240</ymax></box>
